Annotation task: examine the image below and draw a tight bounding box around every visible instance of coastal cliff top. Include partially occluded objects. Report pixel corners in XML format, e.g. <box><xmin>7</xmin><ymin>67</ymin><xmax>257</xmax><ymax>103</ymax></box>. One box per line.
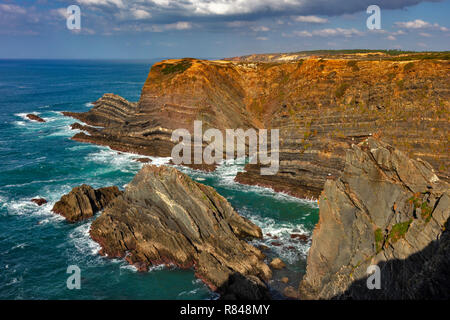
<box><xmin>225</xmin><ymin>49</ymin><xmax>450</xmax><ymax>63</ymax></box>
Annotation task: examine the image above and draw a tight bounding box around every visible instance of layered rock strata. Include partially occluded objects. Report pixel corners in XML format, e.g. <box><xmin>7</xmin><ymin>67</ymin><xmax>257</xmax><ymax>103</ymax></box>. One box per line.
<box><xmin>89</xmin><ymin>165</ymin><xmax>271</xmax><ymax>298</ymax></box>
<box><xmin>64</xmin><ymin>56</ymin><xmax>449</xmax><ymax>198</ymax></box>
<box><xmin>299</xmin><ymin>138</ymin><xmax>450</xmax><ymax>299</ymax></box>
<box><xmin>52</xmin><ymin>184</ymin><xmax>122</xmax><ymax>222</ymax></box>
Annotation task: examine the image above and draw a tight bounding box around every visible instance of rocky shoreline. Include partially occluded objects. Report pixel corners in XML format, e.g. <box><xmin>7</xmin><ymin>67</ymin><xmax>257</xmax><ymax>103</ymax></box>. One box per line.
<box><xmin>57</xmin><ymin>54</ymin><xmax>449</xmax><ymax>300</ymax></box>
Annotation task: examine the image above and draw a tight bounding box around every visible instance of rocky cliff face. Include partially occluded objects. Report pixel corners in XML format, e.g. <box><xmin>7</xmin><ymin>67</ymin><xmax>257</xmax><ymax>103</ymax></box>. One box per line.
<box><xmin>90</xmin><ymin>165</ymin><xmax>271</xmax><ymax>298</ymax></box>
<box><xmin>52</xmin><ymin>185</ymin><xmax>122</xmax><ymax>222</ymax></box>
<box><xmin>64</xmin><ymin>55</ymin><xmax>449</xmax><ymax>199</ymax></box>
<box><xmin>298</xmin><ymin>138</ymin><xmax>449</xmax><ymax>299</ymax></box>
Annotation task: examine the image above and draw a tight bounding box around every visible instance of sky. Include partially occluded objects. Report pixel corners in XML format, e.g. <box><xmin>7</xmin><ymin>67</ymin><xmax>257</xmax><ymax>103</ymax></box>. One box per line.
<box><xmin>0</xmin><ymin>0</ymin><xmax>449</xmax><ymax>59</ymax></box>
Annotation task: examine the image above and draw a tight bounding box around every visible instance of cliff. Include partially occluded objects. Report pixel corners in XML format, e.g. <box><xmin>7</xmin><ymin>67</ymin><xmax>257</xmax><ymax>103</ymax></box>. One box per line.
<box><xmin>90</xmin><ymin>165</ymin><xmax>271</xmax><ymax>299</ymax></box>
<box><xmin>298</xmin><ymin>138</ymin><xmax>449</xmax><ymax>299</ymax></box>
<box><xmin>64</xmin><ymin>53</ymin><xmax>449</xmax><ymax>199</ymax></box>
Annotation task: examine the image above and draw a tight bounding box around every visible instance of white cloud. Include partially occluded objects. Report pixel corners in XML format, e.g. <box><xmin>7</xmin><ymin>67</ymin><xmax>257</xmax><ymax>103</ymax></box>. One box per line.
<box><xmin>292</xmin><ymin>27</ymin><xmax>363</xmax><ymax>38</ymax></box>
<box><xmin>293</xmin><ymin>30</ymin><xmax>312</xmax><ymax>37</ymax></box>
<box><xmin>164</xmin><ymin>21</ymin><xmax>193</xmax><ymax>30</ymax></box>
<box><xmin>0</xmin><ymin>4</ymin><xmax>27</xmax><ymax>14</ymax></box>
<box><xmin>256</xmin><ymin>36</ymin><xmax>268</xmax><ymax>40</ymax></box>
<box><xmin>394</xmin><ymin>19</ymin><xmax>449</xmax><ymax>32</ymax></box>
<box><xmin>77</xmin><ymin>0</ymin><xmax>125</xmax><ymax>8</ymax></box>
<box><xmin>293</xmin><ymin>15</ymin><xmax>328</xmax><ymax>23</ymax></box>
<box><xmin>392</xmin><ymin>30</ymin><xmax>406</xmax><ymax>35</ymax></box>
<box><xmin>251</xmin><ymin>26</ymin><xmax>270</xmax><ymax>32</ymax></box>
<box><xmin>386</xmin><ymin>35</ymin><xmax>396</xmax><ymax>41</ymax></box>
<box><xmin>131</xmin><ymin>9</ymin><xmax>151</xmax><ymax>20</ymax></box>
<box><xmin>394</xmin><ymin>19</ymin><xmax>431</xmax><ymax>29</ymax></box>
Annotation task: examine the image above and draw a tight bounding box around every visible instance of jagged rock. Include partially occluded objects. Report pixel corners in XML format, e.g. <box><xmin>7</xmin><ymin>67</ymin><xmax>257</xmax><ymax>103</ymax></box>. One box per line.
<box><xmin>52</xmin><ymin>185</ymin><xmax>122</xmax><ymax>222</ymax></box>
<box><xmin>26</xmin><ymin>114</ymin><xmax>45</xmax><ymax>122</ymax></box>
<box><xmin>90</xmin><ymin>165</ymin><xmax>271</xmax><ymax>297</ymax></box>
<box><xmin>269</xmin><ymin>258</ymin><xmax>286</xmax><ymax>270</ymax></box>
<box><xmin>31</xmin><ymin>198</ymin><xmax>47</xmax><ymax>206</ymax></box>
<box><xmin>299</xmin><ymin>138</ymin><xmax>450</xmax><ymax>300</ymax></box>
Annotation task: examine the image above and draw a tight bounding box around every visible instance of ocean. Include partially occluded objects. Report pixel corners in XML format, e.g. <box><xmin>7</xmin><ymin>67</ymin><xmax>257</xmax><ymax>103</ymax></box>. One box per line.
<box><xmin>0</xmin><ymin>59</ymin><xmax>318</xmax><ymax>300</ymax></box>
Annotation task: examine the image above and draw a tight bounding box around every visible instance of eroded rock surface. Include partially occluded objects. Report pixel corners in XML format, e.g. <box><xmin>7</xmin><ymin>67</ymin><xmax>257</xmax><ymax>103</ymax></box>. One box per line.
<box><xmin>299</xmin><ymin>138</ymin><xmax>450</xmax><ymax>299</ymax></box>
<box><xmin>90</xmin><ymin>165</ymin><xmax>271</xmax><ymax>298</ymax></box>
<box><xmin>52</xmin><ymin>185</ymin><xmax>122</xmax><ymax>222</ymax></box>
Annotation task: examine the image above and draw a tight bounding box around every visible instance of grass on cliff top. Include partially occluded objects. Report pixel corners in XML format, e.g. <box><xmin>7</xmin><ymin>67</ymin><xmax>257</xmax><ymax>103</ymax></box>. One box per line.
<box><xmin>160</xmin><ymin>60</ymin><xmax>192</xmax><ymax>75</ymax></box>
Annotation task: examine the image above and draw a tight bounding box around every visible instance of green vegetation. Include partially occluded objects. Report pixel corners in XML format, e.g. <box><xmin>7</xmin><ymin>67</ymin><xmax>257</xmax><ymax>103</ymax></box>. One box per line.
<box><xmin>389</xmin><ymin>52</ymin><xmax>450</xmax><ymax>61</ymax></box>
<box><xmin>160</xmin><ymin>60</ymin><xmax>192</xmax><ymax>75</ymax></box>
<box><xmin>403</xmin><ymin>62</ymin><xmax>414</xmax><ymax>72</ymax></box>
<box><xmin>409</xmin><ymin>193</ymin><xmax>433</xmax><ymax>222</ymax></box>
<box><xmin>388</xmin><ymin>219</ymin><xmax>413</xmax><ymax>243</ymax></box>
<box><xmin>396</xmin><ymin>79</ymin><xmax>405</xmax><ymax>89</ymax></box>
<box><xmin>374</xmin><ymin>228</ymin><xmax>384</xmax><ymax>253</ymax></box>
<box><xmin>347</xmin><ymin>60</ymin><xmax>360</xmax><ymax>72</ymax></box>
<box><xmin>335</xmin><ymin>83</ymin><xmax>350</xmax><ymax>98</ymax></box>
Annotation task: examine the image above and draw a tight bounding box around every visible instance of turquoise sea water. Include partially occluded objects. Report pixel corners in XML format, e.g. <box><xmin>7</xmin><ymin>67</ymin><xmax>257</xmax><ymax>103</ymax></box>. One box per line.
<box><xmin>0</xmin><ymin>60</ymin><xmax>318</xmax><ymax>300</ymax></box>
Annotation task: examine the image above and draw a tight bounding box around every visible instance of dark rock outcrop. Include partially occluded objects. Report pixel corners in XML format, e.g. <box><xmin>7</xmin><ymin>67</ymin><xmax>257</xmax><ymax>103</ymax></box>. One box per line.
<box><xmin>133</xmin><ymin>157</ymin><xmax>152</xmax><ymax>163</ymax></box>
<box><xmin>299</xmin><ymin>138</ymin><xmax>450</xmax><ymax>299</ymax></box>
<box><xmin>89</xmin><ymin>165</ymin><xmax>271</xmax><ymax>297</ymax></box>
<box><xmin>26</xmin><ymin>114</ymin><xmax>45</xmax><ymax>122</ymax></box>
<box><xmin>31</xmin><ymin>198</ymin><xmax>47</xmax><ymax>206</ymax></box>
<box><xmin>52</xmin><ymin>185</ymin><xmax>122</xmax><ymax>222</ymax></box>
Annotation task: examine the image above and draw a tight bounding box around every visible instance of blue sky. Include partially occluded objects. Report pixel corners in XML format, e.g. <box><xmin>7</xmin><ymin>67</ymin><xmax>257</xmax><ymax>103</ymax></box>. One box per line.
<box><xmin>0</xmin><ymin>0</ymin><xmax>449</xmax><ymax>59</ymax></box>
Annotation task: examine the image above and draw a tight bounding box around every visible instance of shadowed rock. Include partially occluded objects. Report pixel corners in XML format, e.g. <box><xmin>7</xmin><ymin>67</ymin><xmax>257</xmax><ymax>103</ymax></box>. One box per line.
<box><xmin>31</xmin><ymin>198</ymin><xmax>47</xmax><ymax>206</ymax></box>
<box><xmin>299</xmin><ymin>138</ymin><xmax>449</xmax><ymax>299</ymax></box>
<box><xmin>89</xmin><ymin>165</ymin><xmax>271</xmax><ymax>297</ymax></box>
<box><xmin>52</xmin><ymin>185</ymin><xmax>122</xmax><ymax>222</ymax></box>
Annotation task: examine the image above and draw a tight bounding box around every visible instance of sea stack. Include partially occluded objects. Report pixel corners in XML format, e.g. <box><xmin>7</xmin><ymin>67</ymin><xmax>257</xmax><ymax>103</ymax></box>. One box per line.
<box><xmin>90</xmin><ymin>165</ymin><xmax>272</xmax><ymax>299</ymax></box>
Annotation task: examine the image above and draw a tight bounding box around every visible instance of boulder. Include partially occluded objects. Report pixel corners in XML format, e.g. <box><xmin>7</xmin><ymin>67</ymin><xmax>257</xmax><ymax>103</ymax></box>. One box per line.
<box><xmin>133</xmin><ymin>158</ymin><xmax>152</xmax><ymax>163</ymax></box>
<box><xmin>26</xmin><ymin>114</ymin><xmax>45</xmax><ymax>122</ymax></box>
<box><xmin>31</xmin><ymin>198</ymin><xmax>47</xmax><ymax>206</ymax></box>
<box><xmin>269</xmin><ymin>258</ymin><xmax>286</xmax><ymax>270</ymax></box>
<box><xmin>90</xmin><ymin>165</ymin><xmax>271</xmax><ymax>297</ymax></box>
<box><xmin>52</xmin><ymin>185</ymin><xmax>122</xmax><ymax>222</ymax></box>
